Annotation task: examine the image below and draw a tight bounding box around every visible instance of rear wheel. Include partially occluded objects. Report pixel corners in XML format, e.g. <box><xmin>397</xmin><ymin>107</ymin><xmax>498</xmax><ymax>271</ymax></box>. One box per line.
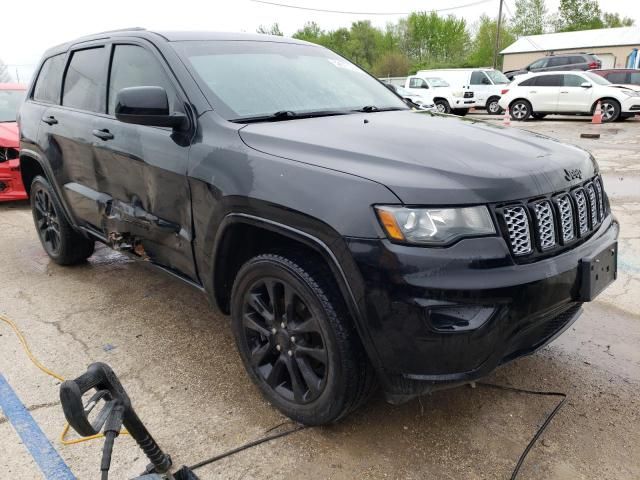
<box><xmin>598</xmin><ymin>99</ymin><xmax>620</xmax><ymax>123</ymax></box>
<box><xmin>30</xmin><ymin>176</ymin><xmax>94</xmax><ymax>265</ymax></box>
<box><xmin>230</xmin><ymin>254</ymin><xmax>376</xmax><ymax>425</ymax></box>
<box><xmin>452</xmin><ymin>108</ymin><xmax>468</xmax><ymax>116</ymax></box>
<box><xmin>510</xmin><ymin>100</ymin><xmax>532</xmax><ymax>121</ymax></box>
<box><xmin>487</xmin><ymin>97</ymin><xmax>503</xmax><ymax>115</ymax></box>
<box><xmin>434</xmin><ymin>99</ymin><xmax>451</xmax><ymax>114</ymax></box>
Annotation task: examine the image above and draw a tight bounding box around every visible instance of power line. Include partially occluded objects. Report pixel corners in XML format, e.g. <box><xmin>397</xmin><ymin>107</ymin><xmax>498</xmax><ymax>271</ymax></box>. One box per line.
<box><xmin>249</xmin><ymin>0</ymin><xmax>495</xmax><ymax>15</ymax></box>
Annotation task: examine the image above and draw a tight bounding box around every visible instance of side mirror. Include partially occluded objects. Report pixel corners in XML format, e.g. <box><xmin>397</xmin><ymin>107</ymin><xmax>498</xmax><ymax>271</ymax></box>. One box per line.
<box><xmin>115</xmin><ymin>86</ymin><xmax>186</xmax><ymax>128</ymax></box>
<box><xmin>422</xmin><ymin>83</ymin><xmax>429</xmax><ymax>89</ymax></box>
<box><xmin>581</xmin><ymin>82</ymin><xmax>592</xmax><ymax>88</ymax></box>
<box><xmin>526</xmin><ymin>65</ymin><xmax>531</xmax><ymax>71</ymax></box>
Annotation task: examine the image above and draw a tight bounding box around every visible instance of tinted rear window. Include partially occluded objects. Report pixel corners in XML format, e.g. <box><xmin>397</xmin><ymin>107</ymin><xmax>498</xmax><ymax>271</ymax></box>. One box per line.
<box><xmin>63</xmin><ymin>47</ymin><xmax>107</xmax><ymax>112</ymax></box>
<box><xmin>547</xmin><ymin>57</ymin><xmax>569</xmax><ymax>67</ymax></box>
<box><xmin>33</xmin><ymin>54</ymin><xmax>66</xmax><ymax>104</ymax></box>
<box><xmin>630</xmin><ymin>72</ymin><xmax>640</xmax><ymax>84</ymax></box>
<box><xmin>519</xmin><ymin>77</ymin><xmax>538</xmax><ymax>86</ymax></box>
<box><xmin>569</xmin><ymin>56</ymin><xmax>585</xmax><ymax>65</ymax></box>
<box><xmin>536</xmin><ymin>75</ymin><xmax>563</xmax><ymax>87</ymax></box>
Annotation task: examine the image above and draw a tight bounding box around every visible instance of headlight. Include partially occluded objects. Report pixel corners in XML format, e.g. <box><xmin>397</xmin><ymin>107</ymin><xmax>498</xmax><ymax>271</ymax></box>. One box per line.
<box><xmin>621</xmin><ymin>89</ymin><xmax>640</xmax><ymax>97</ymax></box>
<box><xmin>375</xmin><ymin>205</ymin><xmax>495</xmax><ymax>245</ymax></box>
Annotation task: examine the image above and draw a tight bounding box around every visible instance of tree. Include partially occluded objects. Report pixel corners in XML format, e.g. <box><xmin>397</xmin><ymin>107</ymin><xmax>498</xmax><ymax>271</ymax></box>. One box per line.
<box><xmin>512</xmin><ymin>0</ymin><xmax>549</xmax><ymax>36</ymax></box>
<box><xmin>404</xmin><ymin>11</ymin><xmax>470</xmax><ymax>66</ymax></box>
<box><xmin>292</xmin><ymin>21</ymin><xmax>323</xmax><ymax>42</ymax></box>
<box><xmin>0</xmin><ymin>59</ymin><xmax>11</xmax><ymax>83</ymax></box>
<box><xmin>256</xmin><ymin>23</ymin><xmax>283</xmax><ymax>36</ymax></box>
<box><xmin>469</xmin><ymin>15</ymin><xmax>516</xmax><ymax>68</ymax></box>
<box><xmin>372</xmin><ymin>52</ymin><xmax>411</xmax><ymax>77</ymax></box>
<box><xmin>554</xmin><ymin>0</ymin><xmax>603</xmax><ymax>32</ymax></box>
<box><xmin>602</xmin><ymin>12</ymin><xmax>635</xmax><ymax>28</ymax></box>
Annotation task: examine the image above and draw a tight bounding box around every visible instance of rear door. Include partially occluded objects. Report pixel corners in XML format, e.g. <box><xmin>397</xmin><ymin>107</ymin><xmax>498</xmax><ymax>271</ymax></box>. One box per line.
<box><xmin>39</xmin><ymin>44</ymin><xmax>109</xmax><ymax>229</ymax></box>
<box><xmin>527</xmin><ymin>74</ymin><xmax>562</xmax><ymax>111</ymax></box>
<box><xmin>558</xmin><ymin>74</ymin><xmax>593</xmax><ymax>112</ymax></box>
<box><xmin>91</xmin><ymin>41</ymin><xmax>196</xmax><ymax>279</ymax></box>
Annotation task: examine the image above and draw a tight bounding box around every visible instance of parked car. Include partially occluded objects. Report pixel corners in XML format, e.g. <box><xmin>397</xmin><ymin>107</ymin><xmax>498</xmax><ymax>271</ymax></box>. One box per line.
<box><xmin>404</xmin><ymin>75</ymin><xmax>474</xmax><ymax>114</ymax></box>
<box><xmin>590</xmin><ymin>68</ymin><xmax>640</xmax><ymax>90</ymax></box>
<box><xmin>504</xmin><ymin>53</ymin><xmax>602</xmax><ymax>80</ymax></box>
<box><xmin>20</xmin><ymin>29</ymin><xmax>618</xmax><ymax>425</ymax></box>
<box><xmin>499</xmin><ymin>71</ymin><xmax>640</xmax><ymax>122</ymax></box>
<box><xmin>416</xmin><ymin>68</ymin><xmax>509</xmax><ymax>114</ymax></box>
<box><xmin>0</xmin><ymin>83</ymin><xmax>28</xmax><ymax>201</ymax></box>
<box><xmin>383</xmin><ymin>82</ymin><xmax>436</xmax><ymax>111</ymax></box>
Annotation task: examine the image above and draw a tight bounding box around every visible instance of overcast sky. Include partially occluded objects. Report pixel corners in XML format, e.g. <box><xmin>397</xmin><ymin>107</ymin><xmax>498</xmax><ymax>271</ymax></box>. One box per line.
<box><xmin>2</xmin><ymin>0</ymin><xmax>638</xmax><ymax>82</ymax></box>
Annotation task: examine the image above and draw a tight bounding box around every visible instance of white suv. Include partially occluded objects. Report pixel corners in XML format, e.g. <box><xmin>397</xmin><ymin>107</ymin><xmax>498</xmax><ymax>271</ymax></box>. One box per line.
<box><xmin>499</xmin><ymin>71</ymin><xmax>640</xmax><ymax>122</ymax></box>
<box><xmin>404</xmin><ymin>75</ymin><xmax>475</xmax><ymax>115</ymax></box>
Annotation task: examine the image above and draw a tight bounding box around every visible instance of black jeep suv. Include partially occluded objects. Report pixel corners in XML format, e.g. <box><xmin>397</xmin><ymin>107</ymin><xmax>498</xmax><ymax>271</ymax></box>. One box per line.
<box><xmin>19</xmin><ymin>29</ymin><xmax>618</xmax><ymax>425</ymax></box>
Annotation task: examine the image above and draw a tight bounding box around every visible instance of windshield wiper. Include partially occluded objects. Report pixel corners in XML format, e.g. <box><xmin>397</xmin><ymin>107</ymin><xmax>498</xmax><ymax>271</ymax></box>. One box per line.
<box><xmin>232</xmin><ymin>110</ymin><xmax>350</xmax><ymax>124</ymax></box>
<box><xmin>352</xmin><ymin>106</ymin><xmax>405</xmax><ymax>113</ymax></box>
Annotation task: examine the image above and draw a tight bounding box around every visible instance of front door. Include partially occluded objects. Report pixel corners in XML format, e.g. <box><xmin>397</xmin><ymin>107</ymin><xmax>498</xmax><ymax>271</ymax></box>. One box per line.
<box><xmin>91</xmin><ymin>42</ymin><xmax>197</xmax><ymax>280</ymax></box>
<box><xmin>470</xmin><ymin>70</ymin><xmax>491</xmax><ymax>106</ymax></box>
<box><xmin>557</xmin><ymin>74</ymin><xmax>594</xmax><ymax>113</ymax></box>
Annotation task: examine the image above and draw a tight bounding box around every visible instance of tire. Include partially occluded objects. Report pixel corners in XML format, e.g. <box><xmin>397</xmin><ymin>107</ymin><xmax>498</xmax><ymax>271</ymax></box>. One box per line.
<box><xmin>30</xmin><ymin>176</ymin><xmax>95</xmax><ymax>265</ymax></box>
<box><xmin>598</xmin><ymin>99</ymin><xmax>620</xmax><ymax>123</ymax></box>
<box><xmin>486</xmin><ymin>97</ymin><xmax>503</xmax><ymax>115</ymax></box>
<box><xmin>510</xmin><ymin>100</ymin><xmax>532</xmax><ymax>121</ymax></box>
<box><xmin>452</xmin><ymin>108</ymin><xmax>468</xmax><ymax>116</ymax></box>
<box><xmin>230</xmin><ymin>254</ymin><xmax>376</xmax><ymax>425</ymax></box>
<box><xmin>434</xmin><ymin>99</ymin><xmax>451</xmax><ymax>114</ymax></box>
<box><xmin>532</xmin><ymin>113</ymin><xmax>547</xmax><ymax>120</ymax></box>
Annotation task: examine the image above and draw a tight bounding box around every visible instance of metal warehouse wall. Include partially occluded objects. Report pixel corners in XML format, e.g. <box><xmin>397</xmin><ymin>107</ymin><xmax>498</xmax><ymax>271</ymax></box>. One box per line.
<box><xmin>502</xmin><ymin>45</ymin><xmax>640</xmax><ymax>72</ymax></box>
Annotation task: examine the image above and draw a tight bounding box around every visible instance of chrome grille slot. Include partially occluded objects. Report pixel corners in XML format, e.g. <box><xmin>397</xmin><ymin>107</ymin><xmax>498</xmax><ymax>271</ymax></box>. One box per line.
<box><xmin>573</xmin><ymin>189</ymin><xmax>589</xmax><ymax>236</ymax></box>
<box><xmin>594</xmin><ymin>177</ymin><xmax>605</xmax><ymax>220</ymax></box>
<box><xmin>503</xmin><ymin>206</ymin><xmax>532</xmax><ymax>256</ymax></box>
<box><xmin>586</xmin><ymin>183</ymin><xmax>598</xmax><ymax>226</ymax></box>
<box><xmin>533</xmin><ymin>201</ymin><xmax>556</xmax><ymax>250</ymax></box>
<box><xmin>556</xmin><ymin>195</ymin><xmax>575</xmax><ymax>243</ymax></box>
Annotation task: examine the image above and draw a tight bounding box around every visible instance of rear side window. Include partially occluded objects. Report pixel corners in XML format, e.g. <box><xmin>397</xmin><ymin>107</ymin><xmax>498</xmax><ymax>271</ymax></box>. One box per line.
<box><xmin>563</xmin><ymin>74</ymin><xmax>585</xmax><ymax>87</ymax></box>
<box><xmin>33</xmin><ymin>54</ymin><xmax>66</xmax><ymax>104</ymax></box>
<box><xmin>63</xmin><ymin>47</ymin><xmax>107</xmax><ymax>112</ymax></box>
<box><xmin>630</xmin><ymin>72</ymin><xmax>640</xmax><ymax>84</ymax></box>
<box><xmin>547</xmin><ymin>57</ymin><xmax>569</xmax><ymax>67</ymax></box>
<box><xmin>519</xmin><ymin>77</ymin><xmax>538</xmax><ymax>86</ymax></box>
<box><xmin>108</xmin><ymin>45</ymin><xmax>176</xmax><ymax>115</ymax></box>
<box><xmin>569</xmin><ymin>56</ymin><xmax>585</xmax><ymax>65</ymax></box>
<box><xmin>605</xmin><ymin>72</ymin><xmax>628</xmax><ymax>84</ymax></box>
<box><xmin>536</xmin><ymin>75</ymin><xmax>563</xmax><ymax>87</ymax></box>
<box><xmin>529</xmin><ymin>59</ymin><xmax>546</xmax><ymax>69</ymax></box>
<box><xmin>470</xmin><ymin>71</ymin><xmax>488</xmax><ymax>85</ymax></box>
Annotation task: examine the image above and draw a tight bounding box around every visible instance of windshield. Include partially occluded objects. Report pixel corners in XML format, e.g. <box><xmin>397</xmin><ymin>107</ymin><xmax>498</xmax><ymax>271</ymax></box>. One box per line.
<box><xmin>584</xmin><ymin>72</ymin><xmax>612</xmax><ymax>86</ymax></box>
<box><xmin>486</xmin><ymin>70</ymin><xmax>510</xmax><ymax>84</ymax></box>
<box><xmin>0</xmin><ymin>90</ymin><xmax>25</xmax><ymax>122</ymax></box>
<box><xmin>173</xmin><ymin>41</ymin><xmax>407</xmax><ymax>121</ymax></box>
<box><xmin>425</xmin><ymin>77</ymin><xmax>449</xmax><ymax>87</ymax></box>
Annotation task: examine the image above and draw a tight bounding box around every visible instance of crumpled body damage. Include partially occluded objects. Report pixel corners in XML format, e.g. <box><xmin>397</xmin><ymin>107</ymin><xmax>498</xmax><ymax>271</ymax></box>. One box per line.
<box><xmin>0</xmin><ymin>122</ymin><xmax>27</xmax><ymax>202</ymax></box>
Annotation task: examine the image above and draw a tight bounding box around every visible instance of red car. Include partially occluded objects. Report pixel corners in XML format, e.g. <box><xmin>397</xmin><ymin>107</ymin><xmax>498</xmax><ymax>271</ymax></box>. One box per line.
<box><xmin>590</xmin><ymin>69</ymin><xmax>640</xmax><ymax>90</ymax></box>
<box><xmin>0</xmin><ymin>83</ymin><xmax>27</xmax><ymax>201</ymax></box>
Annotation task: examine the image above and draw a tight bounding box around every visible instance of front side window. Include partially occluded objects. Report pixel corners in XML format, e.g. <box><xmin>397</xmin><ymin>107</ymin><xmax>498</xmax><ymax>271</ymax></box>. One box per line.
<box><xmin>172</xmin><ymin>41</ymin><xmax>406</xmax><ymax>121</ymax></box>
<box><xmin>425</xmin><ymin>77</ymin><xmax>449</xmax><ymax>87</ymax></box>
<box><xmin>470</xmin><ymin>71</ymin><xmax>488</xmax><ymax>85</ymax></box>
<box><xmin>108</xmin><ymin>45</ymin><xmax>176</xmax><ymax>115</ymax></box>
<box><xmin>33</xmin><ymin>54</ymin><xmax>66</xmax><ymax>104</ymax></box>
<box><xmin>529</xmin><ymin>59</ymin><xmax>547</xmax><ymax>70</ymax></box>
<box><xmin>563</xmin><ymin>74</ymin><xmax>585</xmax><ymax>87</ymax></box>
<box><xmin>409</xmin><ymin>77</ymin><xmax>427</xmax><ymax>88</ymax></box>
<box><xmin>63</xmin><ymin>47</ymin><xmax>107</xmax><ymax>112</ymax></box>
<box><xmin>0</xmin><ymin>89</ymin><xmax>26</xmax><ymax>122</ymax></box>
<box><xmin>536</xmin><ymin>75</ymin><xmax>563</xmax><ymax>87</ymax></box>
<box><xmin>486</xmin><ymin>70</ymin><xmax>509</xmax><ymax>84</ymax></box>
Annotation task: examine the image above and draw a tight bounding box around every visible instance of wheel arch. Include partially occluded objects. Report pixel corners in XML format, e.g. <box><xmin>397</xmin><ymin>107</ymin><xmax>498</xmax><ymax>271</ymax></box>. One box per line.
<box><xmin>509</xmin><ymin>97</ymin><xmax>532</xmax><ymax>109</ymax></box>
<box><xmin>591</xmin><ymin>97</ymin><xmax>620</xmax><ymax>113</ymax></box>
<box><xmin>19</xmin><ymin>153</ymin><xmax>47</xmax><ymax>198</ymax></box>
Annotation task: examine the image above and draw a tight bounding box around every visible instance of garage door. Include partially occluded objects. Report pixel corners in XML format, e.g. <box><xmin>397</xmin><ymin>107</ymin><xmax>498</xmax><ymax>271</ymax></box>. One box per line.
<box><xmin>597</xmin><ymin>54</ymin><xmax>616</xmax><ymax>68</ymax></box>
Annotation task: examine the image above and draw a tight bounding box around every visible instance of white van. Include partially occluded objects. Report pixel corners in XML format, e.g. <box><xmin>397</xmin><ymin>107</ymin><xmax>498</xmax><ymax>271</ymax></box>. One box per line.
<box><xmin>404</xmin><ymin>75</ymin><xmax>475</xmax><ymax>115</ymax></box>
<box><xmin>416</xmin><ymin>68</ymin><xmax>511</xmax><ymax>114</ymax></box>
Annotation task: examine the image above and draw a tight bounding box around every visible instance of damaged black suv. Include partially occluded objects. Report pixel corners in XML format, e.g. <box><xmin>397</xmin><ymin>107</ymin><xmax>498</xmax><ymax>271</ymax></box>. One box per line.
<box><xmin>19</xmin><ymin>29</ymin><xmax>618</xmax><ymax>425</ymax></box>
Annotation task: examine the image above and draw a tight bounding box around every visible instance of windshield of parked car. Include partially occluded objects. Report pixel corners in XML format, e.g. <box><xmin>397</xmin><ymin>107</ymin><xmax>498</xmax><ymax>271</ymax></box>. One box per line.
<box><xmin>0</xmin><ymin>89</ymin><xmax>25</xmax><ymax>122</ymax></box>
<box><xmin>425</xmin><ymin>77</ymin><xmax>449</xmax><ymax>87</ymax></box>
<box><xmin>173</xmin><ymin>40</ymin><xmax>407</xmax><ymax>121</ymax></box>
<box><xmin>583</xmin><ymin>72</ymin><xmax>612</xmax><ymax>86</ymax></box>
<box><xmin>486</xmin><ymin>70</ymin><xmax>510</xmax><ymax>84</ymax></box>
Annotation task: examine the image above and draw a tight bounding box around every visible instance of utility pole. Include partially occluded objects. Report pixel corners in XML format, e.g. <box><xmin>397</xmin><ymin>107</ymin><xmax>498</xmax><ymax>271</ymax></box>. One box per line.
<box><xmin>493</xmin><ymin>0</ymin><xmax>504</xmax><ymax>69</ymax></box>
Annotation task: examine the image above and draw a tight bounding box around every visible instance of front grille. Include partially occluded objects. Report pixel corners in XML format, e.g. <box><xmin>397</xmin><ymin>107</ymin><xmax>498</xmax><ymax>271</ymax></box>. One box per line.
<box><xmin>464</xmin><ymin>91</ymin><xmax>474</xmax><ymax>98</ymax></box>
<box><xmin>498</xmin><ymin>175</ymin><xmax>608</xmax><ymax>261</ymax></box>
<box><xmin>533</xmin><ymin>201</ymin><xmax>556</xmax><ymax>250</ymax></box>
<box><xmin>503</xmin><ymin>206</ymin><xmax>532</xmax><ymax>255</ymax></box>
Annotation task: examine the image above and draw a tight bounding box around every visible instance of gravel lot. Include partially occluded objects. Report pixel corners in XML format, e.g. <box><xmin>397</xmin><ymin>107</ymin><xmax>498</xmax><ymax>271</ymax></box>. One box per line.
<box><xmin>1</xmin><ymin>114</ymin><xmax>639</xmax><ymax>480</ymax></box>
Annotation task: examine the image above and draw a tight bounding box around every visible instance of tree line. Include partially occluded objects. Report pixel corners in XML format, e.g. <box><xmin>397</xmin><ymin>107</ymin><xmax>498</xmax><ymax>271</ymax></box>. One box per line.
<box><xmin>257</xmin><ymin>0</ymin><xmax>635</xmax><ymax>76</ymax></box>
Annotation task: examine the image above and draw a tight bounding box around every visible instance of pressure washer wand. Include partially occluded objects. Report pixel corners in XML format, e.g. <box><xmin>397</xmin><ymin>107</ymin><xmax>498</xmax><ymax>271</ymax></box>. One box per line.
<box><xmin>60</xmin><ymin>362</ymin><xmax>172</xmax><ymax>478</ymax></box>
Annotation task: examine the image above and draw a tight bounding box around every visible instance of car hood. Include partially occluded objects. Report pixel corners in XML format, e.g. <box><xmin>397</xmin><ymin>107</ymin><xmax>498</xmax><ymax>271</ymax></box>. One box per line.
<box><xmin>0</xmin><ymin>122</ymin><xmax>19</xmax><ymax>148</ymax></box>
<box><xmin>239</xmin><ymin>110</ymin><xmax>597</xmax><ymax>205</ymax></box>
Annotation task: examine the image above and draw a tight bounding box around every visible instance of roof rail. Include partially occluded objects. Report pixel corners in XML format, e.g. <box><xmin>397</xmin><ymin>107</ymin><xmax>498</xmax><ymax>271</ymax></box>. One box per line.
<box><xmin>93</xmin><ymin>27</ymin><xmax>146</xmax><ymax>35</ymax></box>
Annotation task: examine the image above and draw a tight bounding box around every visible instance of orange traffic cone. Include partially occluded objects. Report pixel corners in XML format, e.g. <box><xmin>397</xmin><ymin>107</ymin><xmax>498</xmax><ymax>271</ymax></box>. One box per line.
<box><xmin>503</xmin><ymin>109</ymin><xmax>511</xmax><ymax>126</ymax></box>
<box><xmin>592</xmin><ymin>101</ymin><xmax>603</xmax><ymax>124</ymax></box>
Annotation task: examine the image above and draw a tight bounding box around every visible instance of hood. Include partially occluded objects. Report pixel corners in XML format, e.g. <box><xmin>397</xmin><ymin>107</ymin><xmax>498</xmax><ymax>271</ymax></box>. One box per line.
<box><xmin>0</xmin><ymin>122</ymin><xmax>19</xmax><ymax>148</ymax></box>
<box><xmin>238</xmin><ymin>110</ymin><xmax>596</xmax><ymax>205</ymax></box>
<box><xmin>610</xmin><ymin>84</ymin><xmax>640</xmax><ymax>92</ymax></box>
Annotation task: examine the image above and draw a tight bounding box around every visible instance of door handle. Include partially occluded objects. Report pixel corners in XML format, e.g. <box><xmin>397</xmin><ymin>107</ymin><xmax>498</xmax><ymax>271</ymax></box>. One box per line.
<box><xmin>560</xmin><ymin>91</ymin><xmax>569</xmax><ymax>94</ymax></box>
<box><xmin>92</xmin><ymin>129</ymin><xmax>114</xmax><ymax>141</ymax></box>
<box><xmin>41</xmin><ymin>115</ymin><xmax>58</xmax><ymax>125</ymax></box>
<box><xmin>529</xmin><ymin>90</ymin><xmax>537</xmax><ymax>94</ymax></box>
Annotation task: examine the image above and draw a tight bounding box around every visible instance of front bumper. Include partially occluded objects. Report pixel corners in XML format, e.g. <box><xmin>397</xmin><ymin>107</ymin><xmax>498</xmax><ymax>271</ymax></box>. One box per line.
<box><xmin>0</xmin><ymin>158</ymin><xmax>28</xmax><ymax>202</ymax></box>
<box><xmin>346</xmin><ymin>216</ymin><xmax>619</xmax><ymax>402</ymax></box>
<box><xmin>621</xmin><ymin>96</ymin><xmax>640</xmax><ymax>113</ymax></box>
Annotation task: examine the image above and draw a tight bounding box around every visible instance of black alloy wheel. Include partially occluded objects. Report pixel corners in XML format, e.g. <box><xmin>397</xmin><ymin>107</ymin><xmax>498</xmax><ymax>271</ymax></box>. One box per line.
<box><xmin>241</xmin><ymin>276</ymin><xmax>328</xmax><ymax>404</ymax></box>
<box><xmin>33</xmin><ymin>187</ymin><xmax>61</xmax><ymax>256</ymax></box>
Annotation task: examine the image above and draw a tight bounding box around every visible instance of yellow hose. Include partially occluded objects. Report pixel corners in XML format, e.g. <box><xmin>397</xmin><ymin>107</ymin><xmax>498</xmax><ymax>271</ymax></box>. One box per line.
<box><xmin>0</xmin><ymin>313</ymin><xmax>128</xmax><ymax>445</ymax></box>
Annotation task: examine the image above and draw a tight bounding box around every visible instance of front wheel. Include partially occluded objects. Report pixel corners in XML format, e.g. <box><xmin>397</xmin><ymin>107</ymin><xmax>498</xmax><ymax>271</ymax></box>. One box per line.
<box><xmin>230</xmin><ymin>254</ymin><xmax>376</xmax><ymax>425</ymax></box>
<box><xmin>510</xmin><ymin>100</ymin><xmax>532</xmax><ymax>121</ymax></box>
<box><xmin>434</xmin><ymin>99</ymin><xmax>451</xmax><ymax>114</ymax></box>
<box><xmin>598</xmin><ymin>99</ymin><xmax>621</xmax><ymax>122</ymax></box>
<box><xmin>30</xmin><ymin>176</ymin><xmax>95</xmax><ymax>265</ymax></box>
